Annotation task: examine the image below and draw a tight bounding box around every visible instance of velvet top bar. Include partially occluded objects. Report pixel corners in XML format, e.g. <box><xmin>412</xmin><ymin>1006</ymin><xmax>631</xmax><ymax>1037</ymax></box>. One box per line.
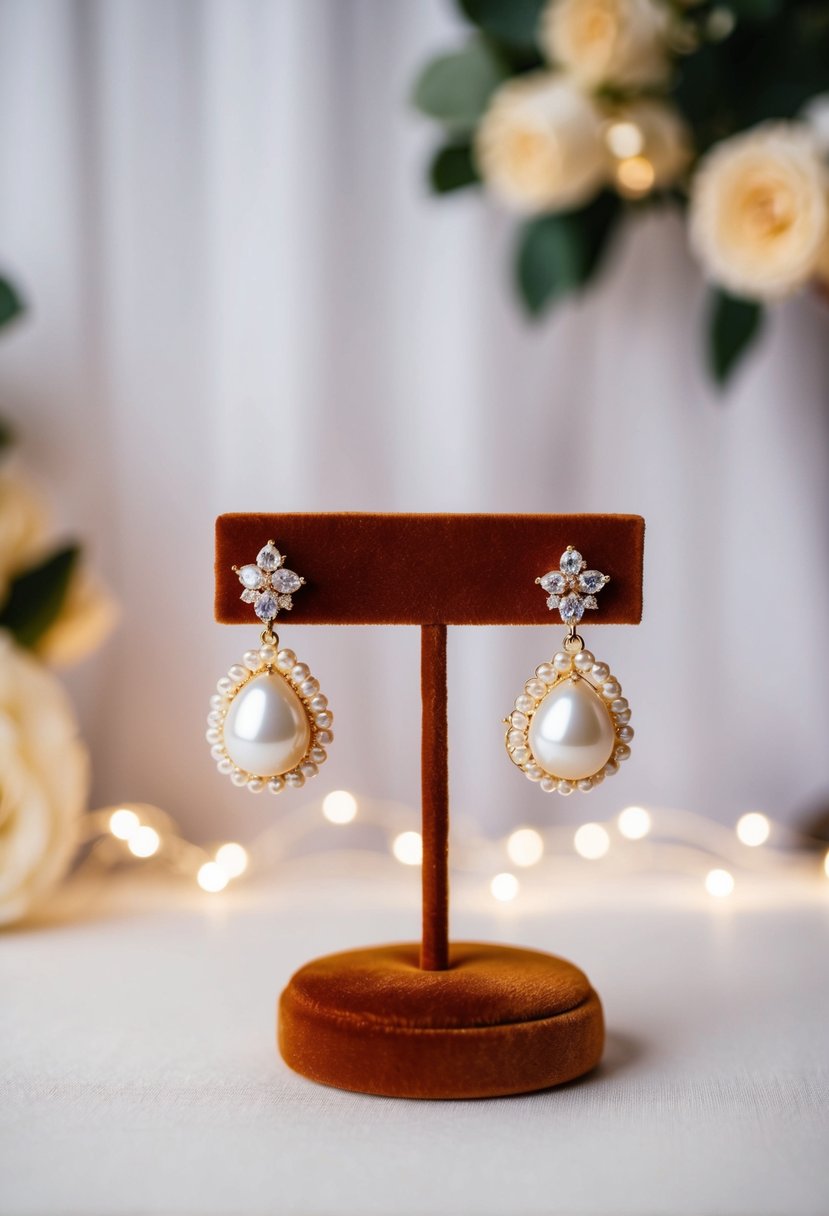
<box><xmin>215</xmin><ymin>512</ymin><xmax>644</xmax><ymax>626</ymax></box>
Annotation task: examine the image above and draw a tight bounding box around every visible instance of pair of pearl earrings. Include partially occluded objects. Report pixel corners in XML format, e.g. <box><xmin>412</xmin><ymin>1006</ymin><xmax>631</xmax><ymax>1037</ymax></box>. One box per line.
<box><xmin>207</xmin><ymin>540</ymin><xmax>632</xmax><ymax>797</ymax></box>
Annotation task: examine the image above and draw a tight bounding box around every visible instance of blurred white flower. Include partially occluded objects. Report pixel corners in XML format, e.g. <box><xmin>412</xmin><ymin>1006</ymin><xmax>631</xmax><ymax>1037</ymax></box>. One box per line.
<box><xmin>0</xmin><ymin>464</ymin><xmax>49</xmax><ymax>602</ymax></box>
<box><xmin>35</xmin><ymin>568</ymin><xmax>118</xmax><ymax>669</ymax></box>
<box><xmin>604</xmin><ymin>99</ymin><xmax>692</xmax><ymax>197</ymax></box>
<box><xmin>475</xmin><ymin>73</ymin><xmax>605</xmax><ymax>214</ymax></box>
<box><xmin>689</xmin><ymin>122</ymin><xmax>829</xmax><ymax>300</ymax></box>
<box><xmin>540</xmin><ymin>0</ymin><xmax>670</xmax><ymax>90</ymax></box>
<box><xmin>0</xmin><ymin>632</ymin><xmax>89</xmax><ymax>925</ymax></box>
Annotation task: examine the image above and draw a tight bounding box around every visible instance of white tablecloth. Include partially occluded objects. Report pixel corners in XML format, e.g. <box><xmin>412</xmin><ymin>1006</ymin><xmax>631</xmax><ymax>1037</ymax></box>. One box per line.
<box><xmin>2</xmin><ymin>867</ymin><xmax>828</xmax><ymax>1216</ymax></box>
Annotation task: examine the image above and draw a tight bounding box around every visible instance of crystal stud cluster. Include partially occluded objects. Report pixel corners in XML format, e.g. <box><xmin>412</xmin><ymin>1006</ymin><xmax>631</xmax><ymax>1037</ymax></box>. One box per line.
<box><xmin>234</xmin><ymin>541</ymin><xmax>305</xmax><ymax>623</ymax></box>
<box><xmin>536</xmin><ymin>545</ymin><xmax>609</xmax><ymax>625</ymax></box>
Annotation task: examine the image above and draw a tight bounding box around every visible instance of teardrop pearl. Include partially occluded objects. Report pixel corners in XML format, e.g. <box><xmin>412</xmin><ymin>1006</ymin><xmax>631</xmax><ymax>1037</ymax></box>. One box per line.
<box><xmin>223</xmin><ymin>673</ymin><xmax>310</xmax><ymax>777</ymax></box>
<box><xmin>528</xmin><ymin>676</ymin><xmax>615</xmax><ymax>781</ymax></box>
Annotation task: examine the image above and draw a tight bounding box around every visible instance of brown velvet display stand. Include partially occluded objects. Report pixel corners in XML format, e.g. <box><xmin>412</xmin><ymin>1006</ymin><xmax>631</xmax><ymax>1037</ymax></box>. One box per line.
<box><xmin>215</xmin><ymin>512</ymin><xmax>645</xmax><ymax>1100</ymax></box>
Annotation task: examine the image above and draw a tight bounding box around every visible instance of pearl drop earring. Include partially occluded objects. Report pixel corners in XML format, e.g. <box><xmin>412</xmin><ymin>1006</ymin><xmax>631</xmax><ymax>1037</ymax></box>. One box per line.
<box><xmin>207</xmin><ymin>540</ymin><xmax>333</xmax><ymax>794</ymax></box>
<box><xmin>504</xmin><ymin>545</ymin><xmax>633</xmax><ymax>795</ymax></box>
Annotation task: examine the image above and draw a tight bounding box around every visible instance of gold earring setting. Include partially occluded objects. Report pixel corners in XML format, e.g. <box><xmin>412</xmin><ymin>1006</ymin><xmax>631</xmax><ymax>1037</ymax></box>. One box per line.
<box><xmin>504</xmin><ymin>545</ymin><xmax>633</xmax><ymax>795</ymax></box>
<box><xmin>207</xmin><ymin>541</ymin><xmax>333</xmax><ymax>794</ymax></box>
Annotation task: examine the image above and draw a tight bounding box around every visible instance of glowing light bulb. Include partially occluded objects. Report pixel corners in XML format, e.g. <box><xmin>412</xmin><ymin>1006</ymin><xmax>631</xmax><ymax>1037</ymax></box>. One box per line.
<box><xmin>736</xmin><ymin>812</ymin><xmax>770</xmax><ymax>847</ymax></box>
<box><xmin>392</xmin><ymin>831</ymin><xmax>422</xmax><ymax>866</ymax></box>
<box><xmin>574</xmin><ymin>823</ymin><xmax>610</xmax><ymax>860</ymax></box>
<box><xmin>616</xmin><ymin>156</ymin><xmax>655</xmax><ymax>196</ymax></box>
<box><xmin>605</xmin><ymin>120</ymin><xmax>644</xmax><ymax>159</ymax></box>
<box><xmin>506</xmin><ymin>827</ymin><xmax>544</xmax><ymax>867</ymax></box>
<box><xmin>490</xmin><ymin>872</ymin><xmax>519</xmax><ymax>902</ymax></box>
<box><xmin>618</xmin><ymin>806</ymin><xmax>651</xmax><ymax>840</ymax></box>
<box><xmin>197</xmin><ymin>861</ymin><xmax>228</xmax><ymax>893</ymax></box>
<box><xmin>705</xmin><ymin>868</ymin><xmax>734</xmax><ymax>898</ymax></box>
<box><xmin>127</xmin><ymin>825</ymin><xmax>160</xmax><ymax>858</ymax></box>
<box><xmin>109</xmin><ymin>808</ymin><xmax>139</xmax><ymax>840</ymax></box>
<box><xmin>322</xmin><ymin>790</ymin><xmax>358</xmax><ymax>824</ymax></box>
<box><xmin>215</xmin><ymin>842</ymin><xmax>248</xmax><ymax>878</ymax></box>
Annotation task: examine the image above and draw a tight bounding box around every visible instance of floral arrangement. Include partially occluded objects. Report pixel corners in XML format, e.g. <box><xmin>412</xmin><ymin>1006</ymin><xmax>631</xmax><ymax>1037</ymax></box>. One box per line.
<box><xmin>413</xmin><ymin>0</ymin><xmax>829</xmax><ymax>383</ymax></box>
<box><xmin>0</xmin><ymin>276</ymin><xmax>116</xmax><ymax>924</ymax></box>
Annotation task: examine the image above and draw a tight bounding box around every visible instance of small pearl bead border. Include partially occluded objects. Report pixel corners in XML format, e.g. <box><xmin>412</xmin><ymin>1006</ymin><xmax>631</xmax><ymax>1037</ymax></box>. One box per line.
<box><xmin>207</xmin><ymin>644</ymin><xmax>333</xmax><ymax>794</ymax></box>
<box><xmin>504</xmin><ymin>647</ymin><xmax>633</xmax><ymax>795</ymax></box>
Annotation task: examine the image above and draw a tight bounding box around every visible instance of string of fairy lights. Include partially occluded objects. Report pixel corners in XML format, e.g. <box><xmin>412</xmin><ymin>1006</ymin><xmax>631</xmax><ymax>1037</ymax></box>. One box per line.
<box><xmin>77</xmin><ymin>793</ymin><xmax>829</xmax><ymax>904</ymax></box>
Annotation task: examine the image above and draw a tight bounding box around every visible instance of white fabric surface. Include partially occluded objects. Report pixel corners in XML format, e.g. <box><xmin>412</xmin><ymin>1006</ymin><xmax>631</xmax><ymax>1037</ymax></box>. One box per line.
<box><xmin>0</xmin><ymin>0</ymin><xmax>828</xmax><ymax>842</ymax></box>
<box><xmin>2</xmin><ymin>871</ymin><xmax>828</xmax><ymax>1216</ymax></box>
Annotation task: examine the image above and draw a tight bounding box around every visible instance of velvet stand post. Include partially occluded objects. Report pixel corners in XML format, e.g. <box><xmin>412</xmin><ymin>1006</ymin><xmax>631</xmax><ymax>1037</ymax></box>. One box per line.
<box><xmin>215</xmin><ymin>513</ymin><xmax>645</xmax><ymax>1099</ymax></box>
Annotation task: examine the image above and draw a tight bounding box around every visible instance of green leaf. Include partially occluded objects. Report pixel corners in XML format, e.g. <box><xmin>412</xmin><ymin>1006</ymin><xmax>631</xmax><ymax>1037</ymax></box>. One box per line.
<box><xmin>412</xmin><ymin>38</ymin><xmax>507</xmax><ymax>135</ymax></box>
<box><xmin>515</xmin><ymin>193</ymin><xmax>622</xmax><ymax>317</ymax></box>
<box><xmin>0</xmin><ymin>545</ymin><xmax>80</xmax><ymax>649</ymax></box>
<box><xmin>458</xmin><ymin>0</ymin><xmax>546</xmax><ymax>49</ymax></box>
<box><xmin>429</xmin><ymin>144</ymin><xmax>480</xmax><ymax>194</ymax></box>
<box><xmin>708</xmin><ymin>290</ymin><xmax>764</xmax><ymax>386</ymax></box>
<box><xmin>729</xmin><ymin>0</ymin><xmax>783</xmax><ymax>21</ymax></box>
<box><xmin>0</xmin><ymin>276</ymin><xmax>24</xmax><ymax>329</ymax></box>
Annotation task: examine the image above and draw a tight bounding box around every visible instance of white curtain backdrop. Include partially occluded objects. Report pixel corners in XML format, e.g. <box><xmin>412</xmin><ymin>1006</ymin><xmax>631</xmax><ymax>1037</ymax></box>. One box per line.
<box><xmin>0</xmin><ymin>0</ymin><xmax>827</xmax><ymax>842</ymax></box>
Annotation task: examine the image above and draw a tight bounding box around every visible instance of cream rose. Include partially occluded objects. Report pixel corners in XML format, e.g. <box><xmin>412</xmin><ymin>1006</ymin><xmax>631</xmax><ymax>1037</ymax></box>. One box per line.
<box><xmin>475</xmin><ymin>73</ymin><xmax>606</xmax><ymax>214</ymax></box>
<box><xmin>0</xmin><ymin>632</ymin><xmax>89</xmax><ymax>924</ymax></box>
<box><xmin>0</xmin><ymin>464</ymin><xmax>49</xmax><ymax>603</ymax></box>
<box><xmin>35</xmin><ymin>569</ymin><xmax>118</xmax><ymax>669</ymax></box>
<box><xmin>689</xmin><ymin>123</ymin><xmax>829</xmax><ymax>300</ymax></box>
<box><xmin>539</xmin><ymin>0</ymin><xmax>670</xmax><ymax>90</ymax></box>
<box><xmin>604</xmin><ymin>99</ymin><xmax>692</xmax><ymax>195</ymax></box>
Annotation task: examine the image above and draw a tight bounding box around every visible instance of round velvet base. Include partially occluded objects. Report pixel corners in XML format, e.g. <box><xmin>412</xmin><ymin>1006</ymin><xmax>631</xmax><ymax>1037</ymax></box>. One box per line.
<box><xmin>277</xmin><ymin>942</ymin><xmax>604</xmax><ymax>1099</ymax></box>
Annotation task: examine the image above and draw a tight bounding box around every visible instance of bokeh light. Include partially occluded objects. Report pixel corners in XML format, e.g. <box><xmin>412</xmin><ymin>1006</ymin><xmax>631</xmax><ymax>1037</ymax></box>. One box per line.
<box><xmin>197</xmin><ymin>861</ymin><xmax>228</xmax><ymax>893</ymax></box>
<box><xmin>127</xmin><ymin>825</ymin><xmax>160</xmax><ymax>858</ymax></box>
<box><xmin>215</xmin><ymin>842</ymin><xmax>248</xmax><ymax>878</ymax></box>
<box><xmin>618</xmin><ymin>806</ymin><xmax>652</xmax><ymax>840</ymax></box>
<box><xmin>736</xmin><ymin>812</ymin><xmax>770</xmax><ymax>847</ymax></box>
<box><xmin>616</xmin><ymin>156</ymin><xmax>655</xmax><ymax>196</ymax></box>
<box><xmin>109</xmin><ymin>808</ymin><xmax>139</xmax><ymax>840</ymax></box>
<box><xmin>605</xmin><ymin>120</ymin><xmax>644</xmax><ymax>159</ymax></box>
<box><xmin>392</xmin><ymin>831</ymin><xmax>422</xmax><ymax>866</ymax></box>
<box><xmin>574</xmin><ymin>823</ymin><xmax>610</xmax><ymax>860</ymax></box>
<box><xmin>490</xmin><ymin>872</ymin><xmax>520</xmax><ymax>902</ymax></box>
<box><xmin>705</xmin><ymin>868</ymin><xmax>735</xmax><ymax>898</ymax></box>
<box><xmin>506</xmin><ymin>827</ymin><xmax>544</xmax><ymax>867</ymax></box>
<box><xmin>322</xmin><ymin>790</ymin><xmax>358</xmax><ymax>824</ymax></box>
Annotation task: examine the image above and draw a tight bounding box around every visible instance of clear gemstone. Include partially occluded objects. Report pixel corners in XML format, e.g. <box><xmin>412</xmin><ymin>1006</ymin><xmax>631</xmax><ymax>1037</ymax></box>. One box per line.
<box><xmin>272</xmin><ymin>569</ymin><xmax>301</xmax><ymax>593</ymax></box>
<box><xmin>559</xmin><ymin>593</ymin><xmax>585</xmax><ymax>623</ymax></box>
<box><xmin>546</xmin><ymin>594</ymin><xmax>560</xmax><ymax>611</ymax></box>
<box><xmin>560</xmin><ymin>548</ymin><xmax>583</xmax><ymax>575</ymax></box>
<box><xmin>254</xmin><ymin>590</ymin><xmax>279</xmax><ymax>621</ymax></box>
<box><xmin>539</xmin><ymin>571</ymin><xmax>566</xmax><ymax>594</ymax></box>
<box><xmin>238</xmin><ymin>563</ymin><xmax>263</xmax><ymax>589</ymax></box>
<box><xmin>240</xmin><ymin>589</ymin><xmax>257</xmax><ymax>603</ymax></box>
<box><xmin>583</xmin><ymin>595</ymin><xmax>598</xmax><ymax>610</ymax></box>
<box><xmin>277</xmin><ymin>595</ymin><xmax>293</xmax><ymax>610</ymax></box>
<box><xmin>579</xmin><ymin>570</ymin><xmax>607</xmax><ymax>594</ymax></box>
<box><xmin>256</xmin><ymin>543</ymin><xmax>281</xmax><ymax>571</ymax></box>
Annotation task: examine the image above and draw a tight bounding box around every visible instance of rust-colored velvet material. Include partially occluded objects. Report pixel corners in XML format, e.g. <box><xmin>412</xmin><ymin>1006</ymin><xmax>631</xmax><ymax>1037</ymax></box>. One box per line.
<box><xmin>215</xmin><ymin>512</ymin><xmax>645</xmax><ymax>625</ymax></box>
<box><xmin>420</xmin><ymin>625</ymin><xmax>448</xmax><ymax>971</ymax></box>
<box><xmin>278</xmin><ymin>943</ymin><xmax>605</xmax><ymax>1099</ymax></box>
